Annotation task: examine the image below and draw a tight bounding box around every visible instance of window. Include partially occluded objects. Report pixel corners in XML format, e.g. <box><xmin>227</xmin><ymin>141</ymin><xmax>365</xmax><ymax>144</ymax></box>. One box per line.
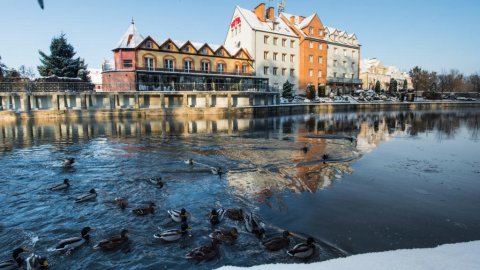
<box><xmin>343</xmin><ymin>73</ymin><xmax>346</xmax><ymax>78</ymax></box>
<box><xmin>146</xmin><ymin>41</ymin><xmax>153</xmax><ymax>49</ymax></box>
<box><xmin>184</xmin><ymin>46</ymin><xmax>190</xmax><ymax>53</ymax></box>
<box><xmin>242</xmin><ymin>64</ymin><xmax>248</xmax><ymax>73</ymax></box>
<box><xmin>282</xmin><ymin>39</ymin><xmax>286</xmax><ymax>47</ymax></box>
<box><xmin>144</xmin><ymin>57</ymin><xmax>154</xmax><ymax>70</ymax></box>
<box><xmin>273</xmin><ymin>67</ymin><xmax>278</xmax><ymax>75</ymax></box>
<box><xmin>352</xmin><ymin>62</ymin><xmax>355</xmax><ymax>67</ymax></box>
<box><xmin>273</xmin><ymin>52</ymin><xmax>278</xmax><ymax>61</ymax></box>
<box><xmin>201</xmin><ymin>61</ymin><xmax>210</xmax><ymax>72</ymax></box>
<box><xmin>264</xmin><ymin>35</ymin><xmax>269</xmax><ymax>44</ymax></box>
<box><xmin>164</xmin><ymin>59</ymin><xmax>174</xmax><ymax>71</ymax></box>
<box><xmin>217</xmin><ymin>50</ymin><xmax>223</xmax><ymax>56</ymax></box>
<box><xmin>282</xmin><ymin>53</ymin><xmax>286</xmax><ymax>62</ymax></box>
<box><xmin>235</xmin><ymin>64</ymin><xmax>240</xmax><ymax>74</ymax></box>
<box><xmin>318</xmin><ymin>70</ymin><xmax>322</xmax><ymax>78</ymax></box>
<box><xmin>333</xmin><ymin>72</ymin><xmax>337</xmax><ymax>78</ymax></box>
<box><xmin>343</xmin><ymin>61</ymin><xmax>347</xmax><ymax>67</ymax></box>
<box><xmin>201</xmin><ymin>47</ymin><xmax>208</xmax><ymax>54</ymax></box>
<box><xmin>264</xmin><ymin>66</ymin><xmax>269</xmax><ymax>75</ymax></box>
<box><xmin>123</xmin><ymin>59</ymin><xmax>133</xmax><ymax>68</ymax></box>
<box><xmin>334</xmin><ymin>47</ymin><xmax>337</xmax><ymax>54</ymax></box>
<box><xmin>282</xmin><ymin>68</ymin><xmax>286</xmax><ymax>76</ymax></box>
<box><xmin>309</xmin><ymin>69</ymin><xmax>313</xmax><ymax>77</ymax></box>
<box><xmin>290</xmin><ymin>69</ymin><xmax>295</xmax><ymax>77</ymax></box>
<box><xmin>333</xmin><ymin>60</ymin><xmax>337</xmax><ymax>67</ymax></box>
<box><xmin>309</xmin><ymin>27</ymin><xmax>314</xmax><ymax>34</ymax></box>
<box><xmin>309</xmin><ymin>41</ymin><xmax>314</xmax><ymax>49</ymax></box>
<box><xmin>217</xmin><ymin>63</ymin><xmax>225</xmax><ymax>73</ymax></box>
<box><xmin>319</xmin><ymin>43</ymin><xmax>323</xmax><ymax>50</ymax></box>
<box><xmin>184</xmin><ymin>60</ymin><xmax>193</xmax><ymax>72</ymax></box>
<box><xmin>264</xmin><ymin>51</ymin><xmax>269</xmax><ymax>60</ymax></box>
<box><xmin>352</xmin><ymin>50</ymin><xmax>356</xmax><ymax>57</ymax></box>
<box><xmin>352</xmin><ymin>74</ymin><xmax>355</xmax><ymax>79</ymax></box>
<box><xmin>318</xmin><ymin>56</ymin><xmax>323</xmax><ymax>64</ymax></box>
<box><xmin>273</xmin><ymin>37</ymin><xmax>278</xmax><ymax>45</ymax></box>
<box><xmin>319</xmin><ymin>29</ymin><xmax>323</xmax><ymax>36</ymax></box>
<box><xmin>309</xmin><ymin>55</ymin><xmax>313</xmax><ymax>63</ymax></box>
<box><xmin>165</xmin><ymin>44</ymin><xmax>172</xmax><ymax>50</ymax></box>
<box><xmin>344</xmin><ymin>49</ymin><xmax>347</xmax><ymax>56</ymax></box>
<box><xmin>290</xmin><ymin>54</ymin><xmax>295</xmax><ymax>63</ymax></box>
<box><xmin>290</xmin><ymin>40</ymin><xmax>295</xmax><ymax>48</ymax></box>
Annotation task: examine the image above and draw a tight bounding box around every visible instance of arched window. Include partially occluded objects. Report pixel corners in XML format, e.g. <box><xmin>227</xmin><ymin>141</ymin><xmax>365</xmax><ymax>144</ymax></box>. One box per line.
<box><xmin>144</xmin><ymin>57</ymin><xmax>155</xmax><ymax>70</ymax></box>
<box><xmin>183</xmin><ymin>58</ymin><xmax>194</xmax><ymax>72</ymax></box>
<box><xmin>201</xmin><ymin>60</ymin><xmax>211</xmax><ymax>72</ymax></box>
<box><xmin>164</xmin><ymin>57</ymin><xmax>175</xmax><ymax>71</ymax></box>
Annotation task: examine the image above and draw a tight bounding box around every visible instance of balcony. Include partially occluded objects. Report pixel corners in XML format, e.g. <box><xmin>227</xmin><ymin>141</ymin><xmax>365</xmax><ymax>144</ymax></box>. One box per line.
<box><xmin>135</xmin><ymin>67</ymin><xmax>257</xmax><ymax>77</ymax></box>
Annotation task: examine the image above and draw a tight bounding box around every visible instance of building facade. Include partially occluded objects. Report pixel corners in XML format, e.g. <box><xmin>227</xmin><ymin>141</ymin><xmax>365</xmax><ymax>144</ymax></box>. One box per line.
<box><xmin>224</xmin><ymin>3</ymin><xmax>300</xmax><ymax>92</ymax></box>
<box><xmin>360</xmin><ymin>58</ymin><xmax>412</xmax><ymax>91</ymax></box>
<box><xmin>103</xmin><ymin>21</ymin><xmax>268</xmax><ymax>92</ymax></box>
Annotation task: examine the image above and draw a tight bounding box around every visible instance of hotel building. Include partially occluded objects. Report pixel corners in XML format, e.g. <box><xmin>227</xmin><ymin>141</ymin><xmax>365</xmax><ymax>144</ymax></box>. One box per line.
<box><xmin>360</xmin><ymin>58</ymin><xmax>411</xmax><ymax>91</ymax></box>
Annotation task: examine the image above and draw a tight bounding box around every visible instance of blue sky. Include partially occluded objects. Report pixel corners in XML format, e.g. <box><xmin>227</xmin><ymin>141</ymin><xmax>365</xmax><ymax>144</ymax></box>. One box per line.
<box><xmin>0</xmin><ymin>0</ymin><xmax>479</xmax><ymax>74</ymax></box>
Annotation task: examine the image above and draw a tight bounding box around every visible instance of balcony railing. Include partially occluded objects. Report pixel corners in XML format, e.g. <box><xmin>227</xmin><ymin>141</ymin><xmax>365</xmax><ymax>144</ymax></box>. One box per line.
<box><xmin>0</xmin><ymin>82</ymin><xmax>95</xmax><ymax>93</ymax></box>
<box><xmin>102</xmin><ymin>82</ymin><xmax>273</xmax><ymax>92</ymax></box>
<box><xmin>135</xmin><ymin>67</ymin><xmax>256</xmax><ymax>77</ymax></box>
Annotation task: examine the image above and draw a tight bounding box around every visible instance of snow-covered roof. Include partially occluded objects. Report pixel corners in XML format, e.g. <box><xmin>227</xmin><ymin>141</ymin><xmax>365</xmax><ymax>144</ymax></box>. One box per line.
<box><xmin>115</xmin><ymin>21</ymin><xmax>144</xmax><ymax>49</ymax></box>
<box><xmin>149</xmin><ymin>37</ymin><xmax>250</xmax><ymax>58</ymax></box>
<box><xmin>297</xmin><ymin>14</ymin><xmax>316</xmax><ymax>29</ymax></box>
<box><xmin>236</xmin><ymin>6</ymin><xmax>297</xmax><ymax>37</ymax></box>
<box><xmin>324</xmin><ymin>26</ymin><xmax>359</xmax><ymax>46</ymax></box>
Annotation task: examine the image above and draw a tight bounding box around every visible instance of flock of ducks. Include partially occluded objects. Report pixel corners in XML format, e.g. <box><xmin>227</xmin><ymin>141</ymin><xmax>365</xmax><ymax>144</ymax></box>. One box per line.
<box><xmin>1</xmin><ymin>157</ymin><xmax>317</xmax><ymax>269</ymax></box>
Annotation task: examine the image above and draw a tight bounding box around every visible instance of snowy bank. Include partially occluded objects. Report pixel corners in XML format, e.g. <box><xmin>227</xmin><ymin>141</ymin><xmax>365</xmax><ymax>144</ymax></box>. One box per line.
<box><xmin>217</xmin><ymin>241</ymin><xmax>480</xmax><ymax>270</ymax></box>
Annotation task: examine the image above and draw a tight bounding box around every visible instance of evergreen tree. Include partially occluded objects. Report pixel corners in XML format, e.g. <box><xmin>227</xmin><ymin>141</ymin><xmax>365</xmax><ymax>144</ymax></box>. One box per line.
<box><xmin>306</xmin><ymin>84</ymin><xmax>316</xmax><ymax>100</ymax></box>
<box><xmin>388</xmin><ymin>78</ymin><xmax>397</xmax><ymax>93</ymax></box>
<box><xmin>38</xmin><ymin>33</ymin><xmax>90</xmax><ymax>81</ymax></box>
<box><xmin>282</xmin><ymin>80</ymin><xmax>294</xmax><ymax>101</ymax></box>
<box><xmin>374</xmin><ymin>80</ymin><xmax>381</xmax><ymax>92</ymax></box>
<box><xmin>403</xmin><ymin>79</ymin><xmax>408</xmax><ymax>91</ymax></box>
<box><xmin>0</xmin><ymin>55</ymin><xmax>6</xmax><ymax>81</ymax></box>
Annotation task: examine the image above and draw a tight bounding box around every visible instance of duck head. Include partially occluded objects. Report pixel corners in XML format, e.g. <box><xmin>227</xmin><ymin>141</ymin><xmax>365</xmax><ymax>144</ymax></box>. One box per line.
<box><xmin>306</xmin><ymin>237</ymin><xmax>315</xmax><ymax>245</ymax></box>
<box><xmin>120</xmin><ymin>229</ymin><xmax>129</xmax><ymax>238</ymax></box>
<box><xmin>13</xmin><ymin>247</ymin><xmax>29</xmax><ymax>265</ymax></box>
<box><xmin>180</xmin><ymin>208</ymin><xmax>187</xmax><ymax>216</ymax></box>
<box><xmin>63</xmin><ymin>179</ymin><xmax>70</xmax><ymax>185</ymax></box>
<box><xmin>81</xmin><ymin>227</ymin><xmax>95</xmax><ymax>238</ymax></box>
<box><xmin>89</xmin><ymin>189</ymin><xmax>96</xmax><ymax>194</ymax></box>
<box><xmin>282</xmin><ymin>230</ymin><xmax>291</xmax><ymax>238</ymax></box>
<box><xmin>210</xmin><ymin>209</ymin><xmax>218</xmax><ymax>217</ymax></box>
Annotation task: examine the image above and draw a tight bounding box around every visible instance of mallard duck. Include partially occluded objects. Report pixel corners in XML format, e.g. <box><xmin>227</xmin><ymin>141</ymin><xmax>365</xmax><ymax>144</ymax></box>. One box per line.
<box><xmin>115</xmin><ymin>198</ymin><xmax>127</xmax><ymax>210</ymax></box>
<box><xmin>168</xmin><ymin>208</ymin><xmax>188</xmax><ymax>223</ymax></box>
<box><xmin>287</xmin><ymin>237</ymin><xmax>316</xmax><ymax>259</ymax></box>
<box><xmin>148</xmin><ymin>177</ymin><xmax>163</xmax><ymax>188</ymax></box>
<box><xmin>209</xmin><ymin>208</ymin><xmax>226</xmax><ymax>225</ymax></box>
<box><xmin>75</xmin><ymin>189</ymin><xmax>97</xmax><ymax>203</ymax></box>
<box><xmin>63</xmin><ymin>158</ymin><xmax>75</xmax><ymax>167</ymax></box>
<box><xmin>185</xmin><ymin>239</ymin><xmax>221</xmax><ymax>261</ymax></box>
<box><xmin>93</xmin><ymin>229</ymin><xmax>129</xmax><ymax>251</ymax></box>
<box><xmin>53</xmin><ymin>227</ymin><xmax>94</xmax><ymax>254</ymax></box>
<box><xmin>262</xmin><ymin>231</ymin><xmax>290</xmax><ymax>251</ymax></box>
<box><xmin>25</xmin><ymin>254</ymin><xmax>48</xmax><ymax>270</ymax></box>
<box><xmin>154</xmin><ymin>223</ymin><xmax>190</xmax><ymax>242</ymax></box>
<box><xmin>244</xmin><ymin>212</ymin><xmax>265</xmax><ymax>238</ymax></box>
<box><xmin>132</xmin><ymin>202</ymin><xmax>155</xmax><ymax>216</ymax></box>
<box><xmin>0</xmin><ymin>247</ymin><xmax>28</xmax><ymax>270</ymax></box>
<box><xmin>49</xmin><ymin>179</ymin><xmax>70</xmax><ymax>191</ymax></box>
<box><xmin>209</xmin><ymin>228</ymin><xmax>238</xmax><ymax>242</ymax></box>
<box><xmin>225</xmin><ymin>208</ymin><xmax>244</xmax><ymax>221</ymax></box>
<box><xmin>184</xmin><ymin>159</ymin><xmax>194</xmax><ymax>165</ymax></box>
<box><xmin>211</xmin><ymin>167</ymin><xmax>224</xmax><ymax>176</ymax></box>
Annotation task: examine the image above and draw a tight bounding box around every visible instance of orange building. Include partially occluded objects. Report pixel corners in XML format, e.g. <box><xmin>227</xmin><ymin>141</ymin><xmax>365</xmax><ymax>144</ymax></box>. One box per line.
<box><xmin>281</xmin><ymin>13</ymin><xmax>328</xmax><ymax>92</ymax></box>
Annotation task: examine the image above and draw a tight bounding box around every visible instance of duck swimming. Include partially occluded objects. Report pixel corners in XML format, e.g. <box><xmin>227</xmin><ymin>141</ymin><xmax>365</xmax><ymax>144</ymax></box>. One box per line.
<box><xmin>244</xmin><ymin>212</ymin><xmax>265</xmax><ymax>238</ymax></box>
<box><xmin>49</xmin><ymin>179</ymin><xmax>70</xmax><ymax>191</ymax></box>
<box><xmin>0</xmin><ymin>247</ymin><xmax>29</xmax><ymax>270</ymax></box>
<box><xmin>184</xmin><ymin>159</ymin><xmax>194</xmax><ymax>165</ymax></box>
<box><xmin>209</xmin><ymin>228</ymin><xmax>238</xmax><ymax>243</ymax></box>
<box><xmin>53</xmin><ymin>227</ymin><xmax>94</xmax><ymax>254</ymax></box>
<box><xmin>262</xmin><ymin>231</ymin><xmax>290</xmax><ymax>251</ymax></box>
<box><xmin>148</xmin><ymin>177</ymin><xmax>163</xmax><ymax>188</ymax></box>
<box><xmin>63</xmin><ymin>158</ymin><xmax>75</xmax><ymax>167</ymax></box>
<box><xmin>185</xmin><ymin>239</ymin><xmax>221</xmax><ymax>261</ymax></box>
<box><xmin>154</xmin><ymin>223</ymin><xmax>190</xmax><ymax>242</ymax></box>
<box><xmin>225</xmin><ymin>208</ymin><xmax>244</xmax><ymax>221</ymax></box>
<box><xmin>209</xmin><ymin>208</ymin><xmax>226</xmax><ymax>225</ymax></box>
<box><xmin>168</xmin><ymin>208</ymin><xmax>188</xmax><ymax>223</ymax></box>
<box><xmin>115</xmin><ymin>197</ymin><xmax>127</xmax><ymax>210</ymax></box>
<box><xmin>75</xmin><ymin>189</ymin><xmax>97</xmax><ymax>203</ymax></box>
<box><xmin>211</xmin><ymin>167</ymin><xmax>224</xmax><ymax>176</ymax></box>
<box><xmin>93</xmin><ymin>229</ymin><xmax>129</xmax><ymax>251</ymax></box>
<box><xmin>25</xmin><ymin>254</ymin><xmax>48</xmax><ymax>270</ymax></box>
<box><xmin>132</xmin><ymin>202</ymin><xmax>155</xmax><ymax>216</ymax></box>
<box><xmin>287</xmin><ymin>237</ymin><xmax>316</xmax><ymax>259</ymax></box>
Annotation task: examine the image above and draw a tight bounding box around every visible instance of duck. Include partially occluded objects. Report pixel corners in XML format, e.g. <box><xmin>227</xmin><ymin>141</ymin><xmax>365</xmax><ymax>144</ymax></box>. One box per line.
<box><xmin>25</xmin><ymin>254</ymin><xmax>48</xmax><ymax>270</ymax></box>
<box><xmin>262</xmin><ymin>231</ymin><xmax>290</xmax><ymax>251</ymax></box>
<box><xmin>211</xmin><ymin>167</ymin><xmax>224</xmax><ymax>176</ymax></box>
<box><xmin>184</xmin><ymin>159</ymin><xmax>194</xmax><ymax>165</ymax></box>
<box><xmin>322</xmin><ymin>154</ymin><xmax>329</xmax><ymax>164</ymax></box>
<box><xmin>93</xmin><ymin>229</ymin><xmax>129</xmax><ymax>251</ymax></box>
<box><xmin>49</xmin><ymin>179</ymin><xmax>70</xmax><ymax>191</ymax></box>
<box><xmin>225</xmin><ymin>208</ymin><xmax>244</xmax><ymax>221</ymax></box>
<box><xmin>209</xmin><ymin>228</ymin><xmax>238</xmax><ymax>243</ymax></box>
<box><xmin>53</xmin><ymin>227</ymin><xmax>94</xmax><ymax>254</ymax></box>
<box><xmin>185</xmin><ymin>239</ymin><xmax>221</xmax><ymax>261</ymax></box>
<box><xmin>154</xmin><ymin>223</ymin><xmax>190</xmax><ymax>242</ymax></box>
<box><xmin>115</xmin><ymin>197</ymin><xmax>128</xmax><ymax>210</ymax></box>
<box><xmin>168</xmin><ymin>208</ymin><xmax>188</xmax><ymax>223</ymax></box>
<box><xmin>75</xmin><ymin>189</ymin><xmax>97</xmax><ymax>203</ymax></box>
<box><xmin>0</xmin><ymin>247</ymin><xmax>29</xmax><ymax>270</ymax></box>
<box><xmin>148</xmin><ymin>177</ymin><xmax>163</xmax><ymax>188</ymax></box>
<box><xmin>209</xmin><ymin>208</ymin><xmax>226</xmax><ymax>225</ymax></box>
<box><xmin>63</xmin><ymin>158</ymin><xmax>75</xmax><ymax>167</ymax></box>
<box><xmin>244</xmin><ymin>212</ymin><xmax>265</xmax><ymax>238</ymax></box>
<box><xmin>132</xmin><ymin>202</ymin><xmax>155</xmax><ymax>216</ymax></box>
<box><xmin>287</xmin><ymin>237</ymin><xmax>316</xmax><ymax>259</ymax></box>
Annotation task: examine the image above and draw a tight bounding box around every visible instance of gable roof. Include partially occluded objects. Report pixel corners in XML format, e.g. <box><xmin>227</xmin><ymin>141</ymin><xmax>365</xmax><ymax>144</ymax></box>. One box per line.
<box><xmin>297</xmin><ymin>14</ymin><xmax>316</xmax><ymax>29</ymax></box>
<box><xmin>236</xmin><ymin>6</ymin><xmax>297</xmax><ymax>37</ymax></box>
<box><xmin>115</xmin><ymin>21</ymin><xmax>144</xmax><ymax>49</ymax></box>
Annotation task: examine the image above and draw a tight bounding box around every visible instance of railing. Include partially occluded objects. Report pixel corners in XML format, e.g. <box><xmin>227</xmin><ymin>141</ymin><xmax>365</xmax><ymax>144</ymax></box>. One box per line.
<box><xmin>327</xmin><ymin>77</ymin><xmax>363</xmax><ymax>84</ymax></box>
<box><xmin>0</xmin><ymin>82</ymin><xmax>95</xmax><ymax>93</ymax></box>
<box><xmin>135</xmin><ymin>67</ymin><xmax>257</xmax><ymax>77</ymax></box>
<box><xmin>103</xmin><ymin>82</ymin><xmax>273</xmax><ymax>93</ymax></box>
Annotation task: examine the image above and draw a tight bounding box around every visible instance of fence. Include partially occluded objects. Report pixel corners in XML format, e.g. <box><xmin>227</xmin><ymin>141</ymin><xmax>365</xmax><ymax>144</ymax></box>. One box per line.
<box><xmin>0</xmin><ymin>82</ymin><xmax>94</xmax><ymax>93</ymax></box>
<box><xmin>103</xmin><ymin>82</ymin><xmax>274</xmax><ymax>92</ymax></box>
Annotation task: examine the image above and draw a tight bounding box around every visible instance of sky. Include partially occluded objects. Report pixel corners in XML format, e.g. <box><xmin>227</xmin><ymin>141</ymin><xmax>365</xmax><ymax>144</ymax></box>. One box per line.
<box><xmin>0</xmin><ymin>0</ymin><xmax>479</xmax><ymax>75</ymax></box>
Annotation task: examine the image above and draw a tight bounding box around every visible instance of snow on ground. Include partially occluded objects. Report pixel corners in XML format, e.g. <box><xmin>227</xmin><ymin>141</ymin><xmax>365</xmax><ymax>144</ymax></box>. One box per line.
<box><xmin>217</xmin><ymin>241</ymin><xmax>480</xmax><ymax>270</ymax></box>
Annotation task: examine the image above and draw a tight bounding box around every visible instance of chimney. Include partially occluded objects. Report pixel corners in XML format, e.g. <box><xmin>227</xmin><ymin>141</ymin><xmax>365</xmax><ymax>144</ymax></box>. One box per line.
<box><xmin>299</xmin><ymin>16</ymin><xmax>305</xmax><ymax>23</ymax></box>
<box><xmin>290</xmin><ymin>16</ymin><xmax>295</xmax><ymax>24</ymax></box>
<box><xmin>254</xmin><ymin>3</ymin><xmax>266</xmax><ymax>22</ymax></box>
<box><xmin>266</xmin><ymin>7</ymin><xmax>274</xmax><ymax>21</ymax></box>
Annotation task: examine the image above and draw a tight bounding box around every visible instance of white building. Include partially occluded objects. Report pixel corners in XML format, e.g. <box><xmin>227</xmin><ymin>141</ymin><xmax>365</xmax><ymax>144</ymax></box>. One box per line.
<box><xmin>87</xmin><ymin>69</ymin><xmax>103</xmax><ymax>91</ymax></box>
<box><xmin>224</xmin><ymin>3</ymin><xmax>300</xmax><ymax>91</ymax></box>
<box><xmin>360</xmin><ymin>58</ymin><xmax>412</xmax><ymax>90</ymax></box>
<box><xmin>324</xmin><ymin>27</ymin><xmax>362</xmax><ymax>93</ymax></box>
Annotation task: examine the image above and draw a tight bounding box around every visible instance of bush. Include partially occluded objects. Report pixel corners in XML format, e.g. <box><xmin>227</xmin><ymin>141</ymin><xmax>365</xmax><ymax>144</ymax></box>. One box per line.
<box><xmin>282</xmin><ymin>80</ymin><xmax>294</xmax><ymax>101</ymax></box>
<box><xmin>318</xmin><ymin>85</ymin><xmax>326</xmax><ymax>97</ymax></box>
<box><xmin>422</xmin><ymin>91</ymin><xmax>441</xmax><ymax>100</ymax></box>
<box><xmin>306</xmin><ymin>85</ymin><xmax>316</xmax><ymax>100</ymax></box>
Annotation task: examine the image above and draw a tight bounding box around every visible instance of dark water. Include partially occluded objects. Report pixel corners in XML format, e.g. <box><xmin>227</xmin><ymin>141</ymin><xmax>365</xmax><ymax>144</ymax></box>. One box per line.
<box><xmin>0</xmin><ymin>110</ymin><xmax>479</xmax><ymax>269</ymax></box>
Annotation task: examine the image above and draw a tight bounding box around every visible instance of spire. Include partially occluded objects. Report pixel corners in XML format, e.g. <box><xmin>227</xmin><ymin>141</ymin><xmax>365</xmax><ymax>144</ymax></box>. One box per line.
<box><xmin>114</xmin><ymin>21</ymin><xmax>145</xmax><ymax>49</ymax></box>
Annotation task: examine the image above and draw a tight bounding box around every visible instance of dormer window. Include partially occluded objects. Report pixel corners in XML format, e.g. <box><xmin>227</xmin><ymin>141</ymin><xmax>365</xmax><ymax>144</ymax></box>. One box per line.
<box><xmin>201</xmin><ymin>47</ymin><xmax>208</xmax><ymax>54</ymax></box>
<box><xmin>165</xmin><ymin>44</ymin><xmax>172</xmax><ymax>50</ymax></box>
<box><xmin>184</xmin><ymin>46</ymin><xmax>190</xmax><ymax>53</ymax></box>
<box><xmin>146</xmin><ymin>41</ymin><xmax>153</xmax><ymax>49</ymax></box>
<box><xmin>217</xmin><ymin>50</ymin><xmax>223</xmax><ymax>56</ymax></box>
<box><xmin>309</xmin><ymin>27</ymin><xmax>314</xmax><ymax>35</ymax></box>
